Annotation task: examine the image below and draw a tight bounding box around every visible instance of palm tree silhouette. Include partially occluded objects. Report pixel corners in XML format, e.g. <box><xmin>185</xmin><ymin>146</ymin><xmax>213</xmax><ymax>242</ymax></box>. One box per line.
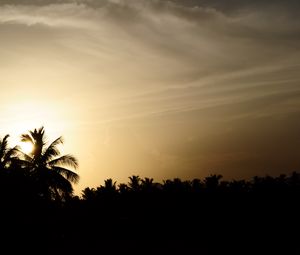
<box><xmin>0</xmin><ymin>134</ymin><xmax>16</xmax><ymax>171</ymax></box>
<box><xmin>204</xmin><ymin>174</ymin><xmax>223</xmax><ymax>191</ymax></box>
<box><xmin>102</xmin><ymin>179</ymin><xmax>117</xmax><ymax>193</ymax></box>
<box><xmin>128</xmin><ymin>175</ymin><xmax>141</xmax><ymax>192</ymax></box>
<box><xmin>0</xmin><ymin>134</ymin><xmax>17</xmax><ymax>196</ymax></box>
<box><xmin>18</xmin><ymin>127</ymin><xmax>79</xmax><ymax>200</ymax></box>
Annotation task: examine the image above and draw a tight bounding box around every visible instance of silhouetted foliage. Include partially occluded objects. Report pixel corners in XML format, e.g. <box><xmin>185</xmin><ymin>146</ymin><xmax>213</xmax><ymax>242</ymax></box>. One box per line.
<box><xmin>16</xmin><ymin>127</ymin><xmax>79</xmax><ymax>201</ymax></box>
<box><xmin>0</xmin><ymin>128</ymin><xmax>299</xmax><ymax>254</ymax></box>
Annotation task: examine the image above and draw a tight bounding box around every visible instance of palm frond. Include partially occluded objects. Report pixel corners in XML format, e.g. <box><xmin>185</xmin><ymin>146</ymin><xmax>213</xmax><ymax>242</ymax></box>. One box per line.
<box><xmin>43</xmin><ymin>137</ymin><xmax>63</xmax><ymax>161</ymax></box>
<box><xmin>52</xmin><ymin>166</ymin><xmax>80</xmax><ymax>184</ymax></box>
<box><xmin>0</xmin><ymin>134</ymin><xmax>9</xmax><ymax>147</ymax></box>
<box><xmin>48</xmin><ymin>154</ymin><xmax>78</xmax><ymax>169</ymax></box>
<box><xmin>20</xmin><ymin>134</ymin><xmax>34</xmax><ymax>144</ymax></box>
<box><xmin>49</xmin><ymin>136</ymin><xmax>64</xmax><ymax>147</ymax></box>
<box><xmin>0</xmin><ymin>134</ymin><xmax>10</xmax><ymax>159</ymax></box>
<box><xmin>10</xmin><ymin>158</ymin><xmax>33</xmax><ymax>168</ymax></box>
<box><xmin>56</xmin><ymin>178</ymin><xmax>73</xmax><ymax>194</ymax></box>
<box><xmin>14</xmin><ymin>146</ymin><xmax>34</xmax><ymax>162</ymax></box>
<box><xmin>34</xmin><ymin>168</ymin><xmax>73</xmax><ymax>199</ymax></box>
<box><xmin>30</xmin><ymin>126</ymin><xmax>45</xmax><ymax>138</ymax></box>
<box><xmin>3</xmin><ymin>147</ymin><xmax>19</xmax><ymax>162</ymax></box>
<box><xmin>48</xmin><ymin>170</ymin><xmax>74</xmax><ymax>193</ymax></box>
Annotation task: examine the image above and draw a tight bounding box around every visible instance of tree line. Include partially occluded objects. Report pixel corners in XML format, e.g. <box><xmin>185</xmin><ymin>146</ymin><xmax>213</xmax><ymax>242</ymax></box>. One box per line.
<box><xmin>0</xmin><ymin>127</ymin><xmax>299</xmax><ymax>254</ymax></box>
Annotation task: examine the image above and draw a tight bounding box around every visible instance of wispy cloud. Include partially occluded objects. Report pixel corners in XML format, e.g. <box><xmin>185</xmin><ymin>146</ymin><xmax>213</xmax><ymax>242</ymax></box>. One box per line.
<box><xmin>1</xmin><ymin>0</ymin><xmax>300</xmax><ymax>120</ymax></box>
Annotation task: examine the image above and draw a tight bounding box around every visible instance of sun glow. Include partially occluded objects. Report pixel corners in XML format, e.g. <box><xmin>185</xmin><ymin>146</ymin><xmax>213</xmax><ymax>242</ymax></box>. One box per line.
<box><xmin>19</xmin><ymin>141</ymin><xmax>34</xmax><ymax>154</ymax></box>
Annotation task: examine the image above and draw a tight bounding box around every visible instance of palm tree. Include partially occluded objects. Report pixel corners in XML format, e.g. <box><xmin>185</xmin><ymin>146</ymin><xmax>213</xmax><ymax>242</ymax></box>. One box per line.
<box><xmin>18</xmin><ymin>127</ymin><xmax>79</xmax><ymax>201</ymax></box>
<box><xmin>102</xmin><ymin>179</ymin><xmax>117</xmax><ymax>193</ymax></box>
<box><xmin>0</xmin><ymin>134</ymin><xmax>16</xmax><ymax>194</ymax></box>
<box><xmin>128</xmin><ymin>175</ymin><xmax>141</xmax><ymax>192</ymax></box>
<box><xmin>141</xmin><ymin>177</ymin><xmax>159</xmax><ymax>193</ymax></box>
<box><xmin>204</xmin><ymin>174</ymin><xmax>223</xmax><ymax>191</ymax></box>
<box><xmin>0</xmin><ymin>134</ymin><xmax>31</xmax><ymax>201</ymax></box>
<box><xmin>0</xmin><ymin>134</ymin><xmax>16</xmax><ymax>171</ymax></box>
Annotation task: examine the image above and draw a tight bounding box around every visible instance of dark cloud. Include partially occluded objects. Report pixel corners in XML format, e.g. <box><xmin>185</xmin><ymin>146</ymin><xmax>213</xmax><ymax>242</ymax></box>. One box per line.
<box><xmin>1</xmin><ymin>0</ymin><xmax>299</xmax><ymax>14</ymax></box>
<box><xmin>0</xmin><ymin>0</ymin><xmax>71</xmax><ymax>4</ymax></box>
<box><xmin>169</xmin><ymin>0</ymin><xmax>300</xmax><ymax>12</ymax></box>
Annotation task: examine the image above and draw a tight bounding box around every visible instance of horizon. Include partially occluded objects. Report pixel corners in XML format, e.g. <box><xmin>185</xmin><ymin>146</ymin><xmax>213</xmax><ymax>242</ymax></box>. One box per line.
<box><xmin>1</xmin><ymin>0</ymin><xmax>300</xmax><ymax>194</ymax></box>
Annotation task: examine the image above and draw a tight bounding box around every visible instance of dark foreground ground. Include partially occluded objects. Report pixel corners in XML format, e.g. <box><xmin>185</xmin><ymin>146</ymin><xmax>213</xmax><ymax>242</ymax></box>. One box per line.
<box><xmin>1</xmin><ymin>174</ymin><xmax>299</xmax><ymax>254</ymax></box>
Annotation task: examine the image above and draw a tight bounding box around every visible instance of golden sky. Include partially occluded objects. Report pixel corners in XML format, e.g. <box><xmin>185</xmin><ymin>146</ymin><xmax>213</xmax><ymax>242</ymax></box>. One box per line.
<box><xmin>1</xmin><ymin>0</ymin><xmax>300</xmax><ymax>194</ymax></box>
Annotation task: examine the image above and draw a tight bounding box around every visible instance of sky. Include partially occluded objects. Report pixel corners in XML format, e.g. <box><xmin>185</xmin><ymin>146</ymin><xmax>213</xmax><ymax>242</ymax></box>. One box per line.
<box><xmin>1</xmin><ymin>0</ymin><xmax>300</xmax><ymax>194</ymax></box>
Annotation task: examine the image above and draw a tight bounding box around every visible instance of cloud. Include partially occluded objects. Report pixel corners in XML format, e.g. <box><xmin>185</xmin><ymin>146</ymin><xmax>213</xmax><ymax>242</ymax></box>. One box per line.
<box><xmin>1</xmin><ymin>0</ymin><xmax>300</xmax><ymax>119</ymax></box>
<box><xmin>1</xmin><ymin>0</ymin><xmax>300</xmax><ymax>117</ymax></box>
<box><xmin>0</xmin><ymin>3</ymin><xmax>95</xmax><ymax>28</ymax></box>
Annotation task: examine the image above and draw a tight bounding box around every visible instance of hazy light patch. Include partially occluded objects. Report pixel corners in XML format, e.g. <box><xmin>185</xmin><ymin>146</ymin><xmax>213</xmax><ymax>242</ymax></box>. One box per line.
<box><xmin>18</xmin><ymin>141</ymin><xmax>34</xmax><ymax>154</ymax></box>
